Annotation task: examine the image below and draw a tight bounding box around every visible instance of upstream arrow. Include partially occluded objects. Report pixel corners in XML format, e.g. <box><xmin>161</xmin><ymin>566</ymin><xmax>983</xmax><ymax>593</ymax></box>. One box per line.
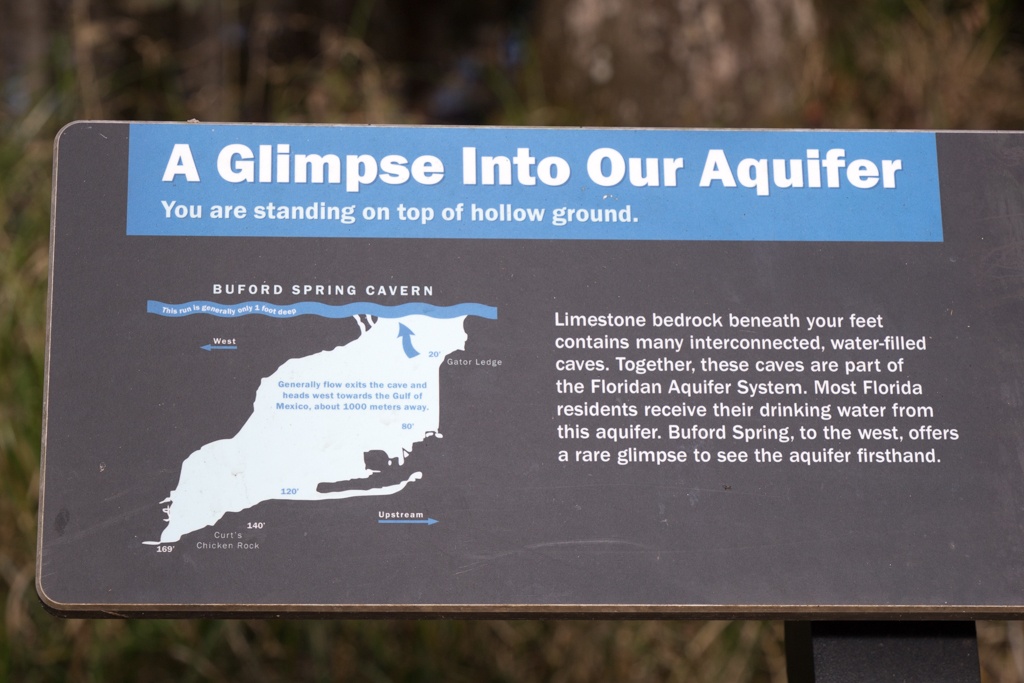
<box><xmin>378</xmin><ymin>518</ymin><xmax>438</xmax><ymax>525</ymax></box>
<box><xmin>201</xmin><ymin>344</ymin><xmax>237</xmax><ymax>351</ymax></box>
<box><xmin>397</xmin><ymin>323</ymin><xmax>419</xmax><ymax>358</ymax></box>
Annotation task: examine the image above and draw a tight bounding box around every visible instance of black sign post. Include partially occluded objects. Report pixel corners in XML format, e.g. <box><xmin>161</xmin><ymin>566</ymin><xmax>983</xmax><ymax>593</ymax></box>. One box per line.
<box><xmin>786</xmin><ymin>622</ymin><xmax>980</xmax><ymax>682</ymax></box>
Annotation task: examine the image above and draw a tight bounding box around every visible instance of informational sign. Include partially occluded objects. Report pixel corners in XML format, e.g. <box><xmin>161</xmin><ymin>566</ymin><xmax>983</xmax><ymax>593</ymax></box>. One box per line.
<box><xmin>37</xmin><ymin>122</ymin><xmax>1024</xmax><ymax>616</ymax></box>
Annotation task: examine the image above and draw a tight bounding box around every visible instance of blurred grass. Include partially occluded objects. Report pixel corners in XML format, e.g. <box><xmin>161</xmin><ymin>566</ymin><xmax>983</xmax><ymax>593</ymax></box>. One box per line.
<box><xmin>0</xmin><ymin>616</ymin><xmax>786</xmax><ymax>682</ymax></box>
<box><xmin>2</xmin><ymin>1</ymin><xmax>1024</xmax><ymax>681</ymax></box>
<box><xmin>1</xmin><ymin>92</ymin><xmax>56</xmax><ymax>682</ymax></box>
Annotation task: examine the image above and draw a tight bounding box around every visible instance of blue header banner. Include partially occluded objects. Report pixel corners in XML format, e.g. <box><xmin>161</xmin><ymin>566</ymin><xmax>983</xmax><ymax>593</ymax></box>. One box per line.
<box><xmin>127</xmin><ymin>123</ymin><xmax>942</xmax><ymax>242</ymax></box>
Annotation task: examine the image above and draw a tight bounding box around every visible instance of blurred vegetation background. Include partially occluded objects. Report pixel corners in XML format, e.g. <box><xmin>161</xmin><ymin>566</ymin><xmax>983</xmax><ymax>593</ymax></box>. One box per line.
<box><xmin>3</xmin><ymin>0</ymin><xmax>1024</xmax><ymax>680</ymax></box>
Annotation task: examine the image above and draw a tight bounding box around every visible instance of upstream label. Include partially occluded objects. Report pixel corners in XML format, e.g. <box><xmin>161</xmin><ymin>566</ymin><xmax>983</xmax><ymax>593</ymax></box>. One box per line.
<box><xmin>127</xmin><ymin>125</ymin><xmax>942</xmax><ymax>242</ymax></box>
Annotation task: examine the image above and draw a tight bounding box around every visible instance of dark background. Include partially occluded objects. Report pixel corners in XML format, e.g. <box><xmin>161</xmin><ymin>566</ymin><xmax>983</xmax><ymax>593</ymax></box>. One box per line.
<box><xmin>39</xmin><ymin>124</ymin><xmax>1024</xmax><ymax>612</ymax></box>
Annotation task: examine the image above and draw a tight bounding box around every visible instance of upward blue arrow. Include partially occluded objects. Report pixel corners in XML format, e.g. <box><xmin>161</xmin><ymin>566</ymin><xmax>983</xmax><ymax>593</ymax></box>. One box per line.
<box><xmin>397</xmin><ymin>323</ymin><xmax>419</xmax><ymax>358</ymax></box>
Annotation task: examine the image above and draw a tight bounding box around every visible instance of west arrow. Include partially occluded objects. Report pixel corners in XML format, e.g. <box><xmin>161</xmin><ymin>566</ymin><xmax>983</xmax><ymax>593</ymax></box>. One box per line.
<box><xmin>201</xmin><ymin>344</ymin><xmax>238</xmax><ymax>351</ymax></box>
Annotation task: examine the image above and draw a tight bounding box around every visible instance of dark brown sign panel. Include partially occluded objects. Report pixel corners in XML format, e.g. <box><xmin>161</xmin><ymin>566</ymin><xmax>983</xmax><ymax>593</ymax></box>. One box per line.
<box><xmin>37</xmin><ymin>122</ymin><xmax>1024</xmax><ymax>616</ymax></box>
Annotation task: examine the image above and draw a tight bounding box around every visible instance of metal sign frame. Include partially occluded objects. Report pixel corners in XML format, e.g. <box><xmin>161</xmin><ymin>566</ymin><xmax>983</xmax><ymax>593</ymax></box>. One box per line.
<box><xmin>38</xmin><ymin>122</ymin><xmax>1024</xmax><ymax>617</ymax></box>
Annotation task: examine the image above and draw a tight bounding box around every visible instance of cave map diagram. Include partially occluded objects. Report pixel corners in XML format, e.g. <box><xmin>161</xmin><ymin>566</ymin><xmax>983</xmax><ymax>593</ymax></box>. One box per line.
<box><xmin>142</xmin><ymin>301</ymin><xmax>497</xmax><ymax>544</ymax></box>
